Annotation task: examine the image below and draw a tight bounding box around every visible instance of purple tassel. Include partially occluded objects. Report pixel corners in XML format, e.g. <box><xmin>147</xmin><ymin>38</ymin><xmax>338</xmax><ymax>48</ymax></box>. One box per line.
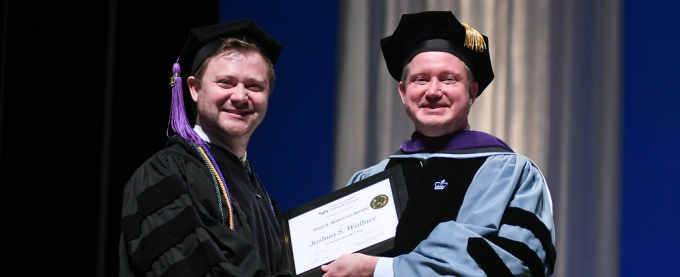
<box><xmin>169</xmin><ymin>60</ymin><xmax>205</xmax><ymax>146</ymax></box>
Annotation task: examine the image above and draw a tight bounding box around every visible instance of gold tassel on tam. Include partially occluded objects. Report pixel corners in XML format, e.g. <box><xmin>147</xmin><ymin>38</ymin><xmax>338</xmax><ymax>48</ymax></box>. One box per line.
<box><xmin>462</xmin><ymin>23</ymin><xmax>486</xmax><ymax>53</ymax></box>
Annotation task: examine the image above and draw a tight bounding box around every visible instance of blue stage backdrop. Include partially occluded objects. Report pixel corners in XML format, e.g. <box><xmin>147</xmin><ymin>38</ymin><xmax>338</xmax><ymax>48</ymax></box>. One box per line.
<box><xmin>621</xmin><ymin>0</ymin><xmax>680</xmax><ymax>276</ymax></box>
<box><xmin>221</xmin><ymin>1</ymin><xmax>680</xmax><ymax>276</ymax></box>
<box><xmin>220</xmin><ymin>1</ymin><xmax>340</xmax><ymax>212</ymax></box>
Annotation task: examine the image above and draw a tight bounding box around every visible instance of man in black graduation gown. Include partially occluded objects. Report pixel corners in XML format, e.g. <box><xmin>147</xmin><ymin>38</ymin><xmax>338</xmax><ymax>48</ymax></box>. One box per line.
<box><xmin>119</xmin><ymin>18</ymin><xmax>292</xmax><ymax>277</ymax></box>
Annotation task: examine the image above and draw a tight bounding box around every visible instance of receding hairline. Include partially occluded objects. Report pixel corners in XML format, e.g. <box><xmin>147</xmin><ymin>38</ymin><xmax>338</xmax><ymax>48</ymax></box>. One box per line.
<box><xmin>193</xmin><ymin>38</ymin><xmax>276</xmax><ymax>89</ymax></box>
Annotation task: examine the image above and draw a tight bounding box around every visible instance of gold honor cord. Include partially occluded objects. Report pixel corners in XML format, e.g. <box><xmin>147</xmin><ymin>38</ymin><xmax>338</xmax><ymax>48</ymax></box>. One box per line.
<box><xmin>195</xmin><ymin>144</ymin><xmax>235</xmax><ymax>230</ymax></box>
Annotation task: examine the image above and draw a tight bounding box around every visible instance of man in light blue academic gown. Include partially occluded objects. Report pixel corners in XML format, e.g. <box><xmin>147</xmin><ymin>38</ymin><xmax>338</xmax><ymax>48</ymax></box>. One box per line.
<box><xmin>321</xmin><ymin>10</ymin><xmax>556</xmax><ymax>277</ymax></box>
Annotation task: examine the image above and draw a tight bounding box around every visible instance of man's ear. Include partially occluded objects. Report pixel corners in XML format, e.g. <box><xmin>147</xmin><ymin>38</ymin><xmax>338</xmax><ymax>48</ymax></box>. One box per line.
<box><xmin>187</xmin><ymin>76</ymin><xmax>199</xmax><ymax>102</ymax></box>
<box><xmin>398</xmin><ymin>81</ymin><xmax>407</xmax><ymax>105</ymax></box>
<box><xmin>469</xmin><ymin>81</ymin><xmax>479</xmax><ymax>106</ymax></box>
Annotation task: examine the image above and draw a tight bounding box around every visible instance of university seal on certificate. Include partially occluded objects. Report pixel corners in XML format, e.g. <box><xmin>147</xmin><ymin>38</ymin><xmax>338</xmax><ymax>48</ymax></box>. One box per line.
<box><xmin>280</xmin><ymin>165</ymin><xmax>407</xmax><ymax>276</ymax></box>
<box><xmin>370</xmin><ymin>194</ymin><xmax>389</xmax><ymax>209</ymax></box>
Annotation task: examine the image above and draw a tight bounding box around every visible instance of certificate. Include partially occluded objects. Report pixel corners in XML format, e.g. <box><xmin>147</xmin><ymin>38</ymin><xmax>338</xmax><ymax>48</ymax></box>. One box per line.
<box><xmin>280</xmin><ymin>166</ymin><xmax>407</xmax><ymax>276</ymax></box>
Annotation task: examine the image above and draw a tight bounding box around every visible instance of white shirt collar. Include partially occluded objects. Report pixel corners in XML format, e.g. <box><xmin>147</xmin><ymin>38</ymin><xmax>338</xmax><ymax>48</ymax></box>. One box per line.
<box><xmin>193</xmin><ymin>125</ymin><xmax>247</xmax><ymax>163</ymax></box>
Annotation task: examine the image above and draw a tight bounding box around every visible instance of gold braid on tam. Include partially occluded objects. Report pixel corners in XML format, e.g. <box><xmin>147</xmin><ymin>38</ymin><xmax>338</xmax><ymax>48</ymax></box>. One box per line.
<box><xmin>462</xmin><ymin>23</ymin><xmax>486</xmax><ymax>53</ymax></box>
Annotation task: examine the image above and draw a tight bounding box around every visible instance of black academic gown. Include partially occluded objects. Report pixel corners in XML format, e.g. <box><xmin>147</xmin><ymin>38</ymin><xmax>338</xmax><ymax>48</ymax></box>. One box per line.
<box><xmin>119</xmin><ymin>136</ymin><xmax>290</xmax><ymax>277</ymax></box>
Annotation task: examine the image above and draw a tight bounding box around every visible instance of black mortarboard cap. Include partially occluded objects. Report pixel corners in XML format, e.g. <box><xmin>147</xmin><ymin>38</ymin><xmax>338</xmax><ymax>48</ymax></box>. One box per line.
<box><xmin>177</xmin><ymin>18</ymin><xmax>283</xmax><ymax>81</ymax></box>
<box><xmin>169</xmin><ymin>18</ymin><xmax>282</xmax><ymax>146</ymax></box>
<box><xmin>381</xmin><ymin>11</ymin><xmax>494</xmax><ymax>96</ymax></box>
